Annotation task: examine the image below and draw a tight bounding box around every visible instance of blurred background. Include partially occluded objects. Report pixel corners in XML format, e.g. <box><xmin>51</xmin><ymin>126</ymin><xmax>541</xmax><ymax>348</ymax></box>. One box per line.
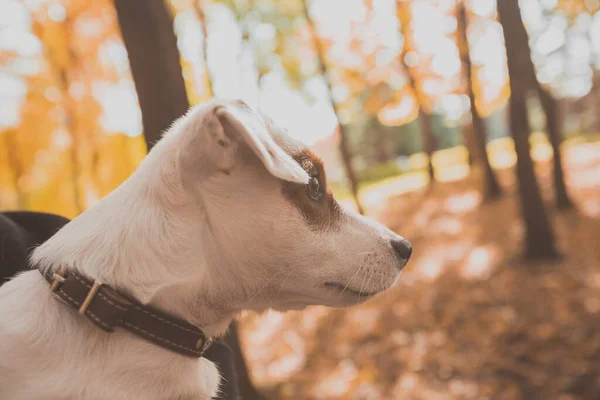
<box><xmin>1</xmin><ymin>0</ymin><xmax>600</xmax><ymax>398</ymax></box>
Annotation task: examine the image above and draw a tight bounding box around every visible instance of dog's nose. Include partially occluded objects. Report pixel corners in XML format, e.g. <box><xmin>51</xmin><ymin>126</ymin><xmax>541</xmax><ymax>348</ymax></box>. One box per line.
<box><xmin>391</xmin><ymin>238</ymin><xmax>412</xmax><ymax>264</ymax></box>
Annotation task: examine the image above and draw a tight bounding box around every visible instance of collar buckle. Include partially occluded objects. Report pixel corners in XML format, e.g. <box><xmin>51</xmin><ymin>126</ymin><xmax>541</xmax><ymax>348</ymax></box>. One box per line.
<box><xmin>196</xmin><ymin>336</ymin><xmax>214</xmax><ymax>356</ymax></box>
<box><xmin>50</xmin><ymin>266</ymin><xmax>68</xmax><ymax>292</ymax></box>
<box><xmin>78</xmin><ymin>280</ymin><xmax>103</xmax><ymax>316</ymax></box>
<box><xmin>49</xmin><ymin>266</ymin><xmax>103</xmax><ymax>317</ymax></box>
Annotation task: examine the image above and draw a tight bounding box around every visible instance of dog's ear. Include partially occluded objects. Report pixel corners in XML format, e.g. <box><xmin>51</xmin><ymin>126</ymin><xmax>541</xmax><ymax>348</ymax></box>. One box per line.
<box><xmin>213</xmin><ymin>103</ymin><xmax>309</xmax><ymax>184</ymax></box>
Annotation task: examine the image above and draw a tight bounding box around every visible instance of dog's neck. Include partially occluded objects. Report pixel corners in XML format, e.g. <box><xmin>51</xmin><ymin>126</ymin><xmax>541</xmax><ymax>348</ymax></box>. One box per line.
<box><xmin>31</xmin><ymin>149</ymin><xmax>236</xmax><ymax>338</ymax></box>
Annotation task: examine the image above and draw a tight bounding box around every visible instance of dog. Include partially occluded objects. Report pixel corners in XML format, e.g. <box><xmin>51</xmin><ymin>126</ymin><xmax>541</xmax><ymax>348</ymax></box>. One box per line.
<box><xmin>0</xmin><ymin>211</ymin><xmax>240</xmax><ymax>400</ymax></box>
<box><xmin>0</xmin><ymin>98</ymin><xmax>412</xmax><ymax>399</ymax></box>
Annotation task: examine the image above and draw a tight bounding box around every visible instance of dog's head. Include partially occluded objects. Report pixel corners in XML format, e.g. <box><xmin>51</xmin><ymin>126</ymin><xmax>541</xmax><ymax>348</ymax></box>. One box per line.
<box><xmin>149</xmin><ymin>99</ymin><xmax>411</xmax><ymax>313</ymax></box>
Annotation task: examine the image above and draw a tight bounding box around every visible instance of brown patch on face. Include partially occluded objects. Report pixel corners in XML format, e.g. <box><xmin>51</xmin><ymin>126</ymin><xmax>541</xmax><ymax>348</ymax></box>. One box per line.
<box><xmin>281</xmin><ymin>149</ymin><xmax>343</xmax><ymax>231</ymax></box>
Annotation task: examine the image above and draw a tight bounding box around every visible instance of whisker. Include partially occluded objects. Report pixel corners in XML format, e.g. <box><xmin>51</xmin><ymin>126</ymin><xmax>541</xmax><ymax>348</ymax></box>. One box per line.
<box><xmin>276</xmin><ymin>268</ymin><xmax>295</xmax><ymax>297</ymax></box>
<box><xmin>356</xmin><ymin>264</ymin><xmax>370</xmax><ymax>303</ymax></box>
<box><xmin>249</xmin><ymin>269</ymin><xmax>287</xmax><ymax>301</ymax></box>
<box><xmin>360</xmin><ymin>272</ymin><xmax>375</xmax><ymax>303</ymax></box>
<box><xmin>341</xmin><ymin>263</ymin><xmax>364</xmax><ymax>296</ymax></box>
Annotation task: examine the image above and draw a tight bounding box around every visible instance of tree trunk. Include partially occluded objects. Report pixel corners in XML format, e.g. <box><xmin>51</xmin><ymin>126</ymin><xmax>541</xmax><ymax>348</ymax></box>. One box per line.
<box><xmin>114</xmin><ymin>2</ymin><xmax>262</xmax><ymax>399</ymax></box>
<box><xmin>302</xmin><ymin>0</ymin><xmax>364</xmax><ymax>214</ymax></box>
<box><xmin>497</xmin><ymin>0</ymin><xmax>559</xmax><ymax>260</ymax></box>
<box><xmin>114</xmin><ymin>0</ymin><xmax>190</xmax><ymax>150</ymax></box>
<box><xmin>461</xmin><ymin>123</ymin><xmax>476</xmax><ymax>166</ymax></box>
<box><xmin>536</xmin><ymin>84</ymin><xmax>574</xmax><ymax>209</ymax></box>
<box><xmin>502</xmin><ymin>0</ymin><xmax>574</xmax><ymax>209</ymax></box>
<box><xmin>397</xmin><ymin>1</ymin><xmax>435</xmax><ymax>183</ymax></box>
<box><xmin>456</xmin><ymin>1</ymin><xmax>502</xmax><ymax>200</ymax></box>
<box><xmin>417</xmin><ymin>109</ymin><xmax>436</xmax><ymax>182</ymax></box>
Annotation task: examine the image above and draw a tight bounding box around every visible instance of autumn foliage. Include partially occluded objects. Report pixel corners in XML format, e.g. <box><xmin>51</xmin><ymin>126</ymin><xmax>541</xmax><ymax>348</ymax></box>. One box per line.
<box><xmin>0</xmin><ymin>0</ymin><xmax>521</xmax><ymax>218</ymax></box>
<box><xmin>1</xmin><ymin>0</ymin><xmax>600</xmax><ymax>397</ymax></box>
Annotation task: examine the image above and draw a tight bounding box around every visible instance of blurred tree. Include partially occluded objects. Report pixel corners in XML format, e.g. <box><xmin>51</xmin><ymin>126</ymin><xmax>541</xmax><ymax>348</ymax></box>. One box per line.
<box><xmin>114</xmin><ymin>0</ymin><xmax>189</xmax><ymax>149</ymax></box>
<box><xmin>302</xmin><ymin>0</ymin><xmax>364</xmax><ymax>214</ymax></box>
<box><xmin>397</xmin><ymin>1</ymin><xmax>436</xmax><ymax>184</ymax></box>
<box><xmin>528</xmin><ymin>1</ymin><xmax>599</xmax><ymax>134</ymax></box>
<box><xmin>456</xmin><ymin>0</ymin><xmax>502</xmax><ymax>201</ymax></box>
<box><xmin>0</xmin><ymin>129</ymin><xmax>25</xmax><ymax>207</ymax></box>
<box><xmin>498</xmin><ymin>0</ymin><xmax>558</xmax><ymax>259</ymax></box>
<box><xmin>460</xmin><ymin>122</ymin><xmax>476</xmax><ymax>166</ymax></box>
<box><xmin>526</xmin><ymin>1</ymin><xmax>588</xmax><ymax>208</ymax></box>
<box><xmin>0</xmin><ymin>0</ymin><xmax>148</xmax><ymax>217</ymax></box>
<box><xmin>534</xmin><ymin>81</ymin><xmax>574</xmax><ymax>209</ymax></box>
<box><xmin>519</xmin><ymin>12</ymin><xmax>575</xmax><ymax>209</ymax></box>
<box><xmin>42</xmin><ymin>12</ymin><xmax>84</xmax><ymax>214</ymax></box>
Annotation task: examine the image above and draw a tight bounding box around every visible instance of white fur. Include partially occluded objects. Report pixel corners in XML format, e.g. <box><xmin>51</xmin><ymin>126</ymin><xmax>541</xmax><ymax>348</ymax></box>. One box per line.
<box><xmin>0</xmin><ymin>98</ymin><xmax>408</xmax><ymax>399</ymax></box>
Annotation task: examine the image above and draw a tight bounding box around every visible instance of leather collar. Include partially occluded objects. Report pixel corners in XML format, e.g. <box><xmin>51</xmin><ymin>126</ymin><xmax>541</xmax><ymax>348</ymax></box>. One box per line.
<box><xmin>39</xmin><ymin>266</ymin><xmax>213</xmax><ymax>358</ymax></box>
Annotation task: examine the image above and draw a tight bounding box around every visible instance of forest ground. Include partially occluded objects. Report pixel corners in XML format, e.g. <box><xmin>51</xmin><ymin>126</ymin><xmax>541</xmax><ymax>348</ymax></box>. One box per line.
<box><xmin>239</xmin><ymin>139</ymin><xmax>600</xmax><ymax>400</ymax></box>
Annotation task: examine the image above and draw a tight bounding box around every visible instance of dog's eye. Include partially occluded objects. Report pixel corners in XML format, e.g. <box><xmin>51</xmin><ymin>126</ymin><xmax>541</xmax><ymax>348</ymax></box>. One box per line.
<box><xmin>306</xmin><ymin>177</ymin><xmax>322</xmax><ymax>201</ymax></box>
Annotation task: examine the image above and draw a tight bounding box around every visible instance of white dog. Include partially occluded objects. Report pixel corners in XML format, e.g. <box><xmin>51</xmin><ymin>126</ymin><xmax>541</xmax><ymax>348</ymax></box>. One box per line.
<box><xmin>0</xmin><ymin>99</ymin><xmax>411</xmax><ymax>399</ymax></box>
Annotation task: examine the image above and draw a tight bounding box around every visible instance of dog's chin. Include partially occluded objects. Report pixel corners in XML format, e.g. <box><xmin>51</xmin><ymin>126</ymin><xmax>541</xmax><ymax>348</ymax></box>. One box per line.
<box><xmin>322</xmin><ymin>275</ymin><xmax>402</xmax><ymax>306</ymax></box>
<box><xmin>266</xmin><ymin>294</ymin><xmax>363</xmax><ymax>312</ymax></box>
<box><xmin>323</xmin><ymin>282</ymin><xmax>381</xmax><ymax>298</ymax></box>
<box><xmin>262</xmin><ymin>278</ymin><xmax>398</xmax><ymax>312</ymax></box>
